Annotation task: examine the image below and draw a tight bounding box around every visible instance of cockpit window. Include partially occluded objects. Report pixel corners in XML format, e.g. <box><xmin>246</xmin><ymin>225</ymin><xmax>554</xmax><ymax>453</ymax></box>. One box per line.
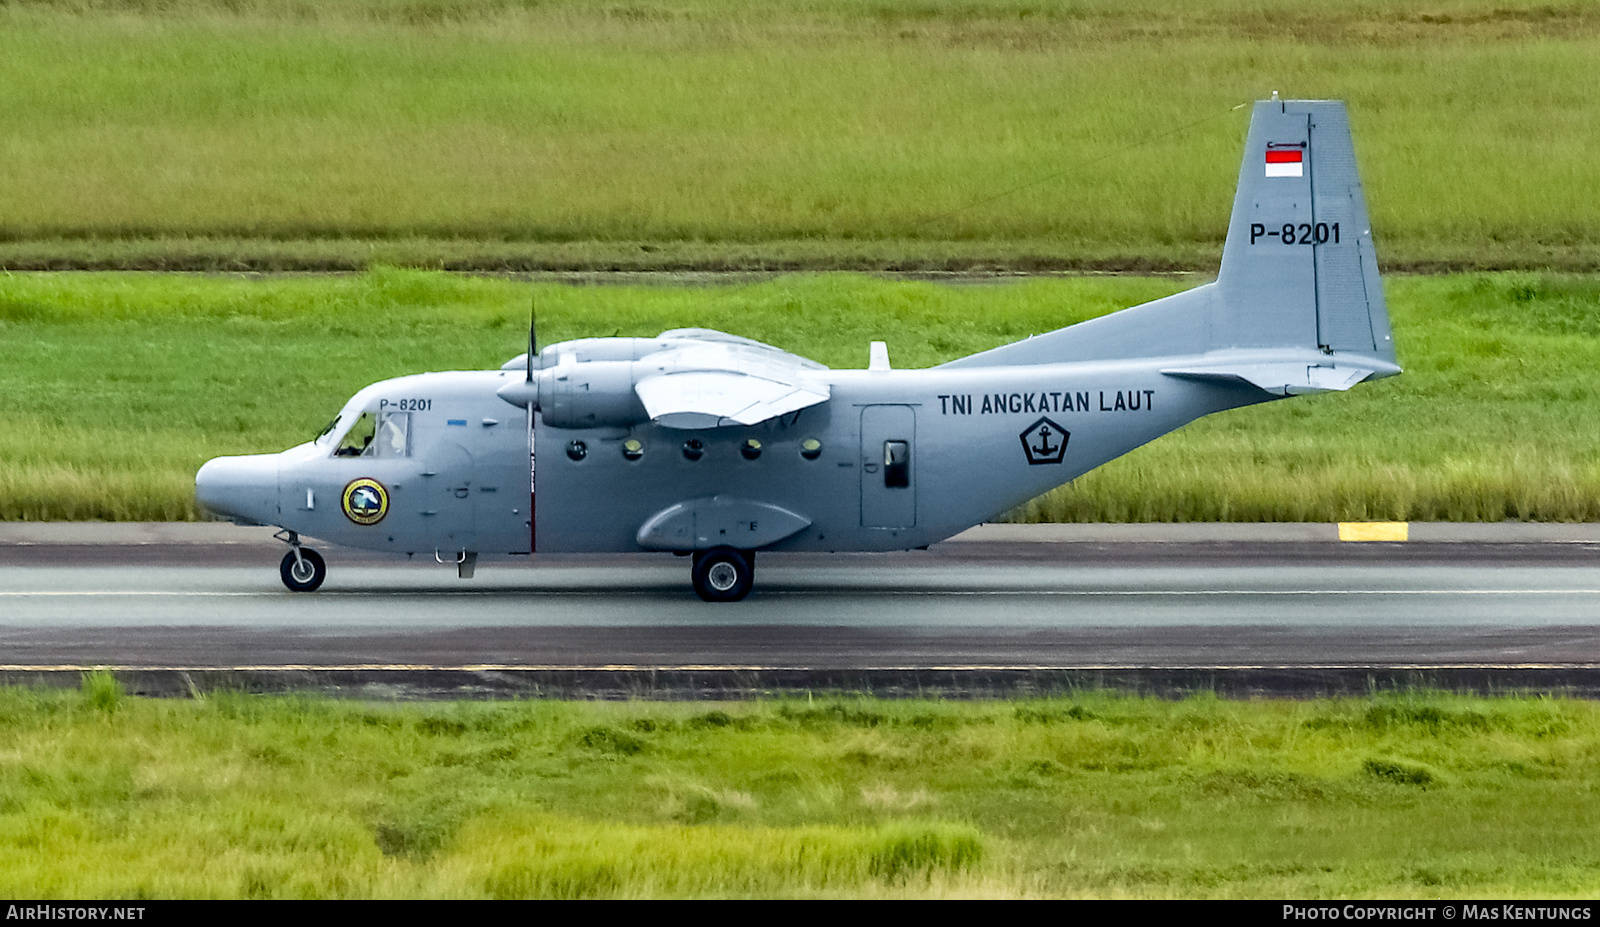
<box><xmin>333</xmin><ymin>411</ymin><xmax>411</xmax><ymax>458</ymax></box>
<box><xmin>335</xmin><ymin>412</ymin><xmax>377</xmax><ymax>457</ymax></box>
<box><xmin>315</xmin><ymin>415</ymin><xmax>341</xmax><ymax>445</ymax></box>
<box><xmin>374</xmin><ymin>412</ymin><xmax>410</xmax><ymax>457</ymax></box>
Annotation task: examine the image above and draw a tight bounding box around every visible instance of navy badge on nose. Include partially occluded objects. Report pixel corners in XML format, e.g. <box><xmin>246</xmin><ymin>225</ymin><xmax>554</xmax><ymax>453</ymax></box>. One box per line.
<box><xmin>342</xmin><ymin>478</ymin><xmax>389</xmax><ymax>525</ymax></box>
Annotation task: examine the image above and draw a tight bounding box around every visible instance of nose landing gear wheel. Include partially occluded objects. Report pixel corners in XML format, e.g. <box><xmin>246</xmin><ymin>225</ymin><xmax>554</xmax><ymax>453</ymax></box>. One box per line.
<box><xmin>279</xmin><ymin>548</ymin><xmax>327</xmax><ymax>592</ymax></box>
<box><xmin>691</xmin><ymin>547</ymin><xmax>754</xmax><ymax>602</ymax></box>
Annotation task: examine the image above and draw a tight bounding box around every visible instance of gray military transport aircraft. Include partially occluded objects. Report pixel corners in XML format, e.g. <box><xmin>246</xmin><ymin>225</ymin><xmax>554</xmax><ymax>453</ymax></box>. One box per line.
<box><xmin>195</xmin><ymin>98</ymin><xmax>1398</xmax><ymax>601</ymax></box>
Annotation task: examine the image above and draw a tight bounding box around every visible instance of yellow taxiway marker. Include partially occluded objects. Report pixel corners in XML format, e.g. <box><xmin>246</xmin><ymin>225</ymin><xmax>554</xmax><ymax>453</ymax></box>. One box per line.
<box><xmin>1338</xmin><ymin>521</ymin><xmax>1409</xmax><ymax>542</ymax></box>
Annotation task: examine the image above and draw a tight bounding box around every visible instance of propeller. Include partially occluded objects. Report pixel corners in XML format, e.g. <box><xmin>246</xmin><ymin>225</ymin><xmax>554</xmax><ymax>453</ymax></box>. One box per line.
<box><xmin>527</xmin><ymin>292</ymin><xmax>537</xmax><ymax>382</ymax></box>
<box><xmin>494</xmin><ymin>290</ymin><xmax>542</xmax><ymax>410</ymax></box>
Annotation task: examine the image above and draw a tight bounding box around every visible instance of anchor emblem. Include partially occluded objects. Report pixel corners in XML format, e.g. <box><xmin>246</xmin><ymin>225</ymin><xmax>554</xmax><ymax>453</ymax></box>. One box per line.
<box><xmin>1019</xmin><ymin>417</ymin><xmax>1069</xmax><ymax>465</ymax></box>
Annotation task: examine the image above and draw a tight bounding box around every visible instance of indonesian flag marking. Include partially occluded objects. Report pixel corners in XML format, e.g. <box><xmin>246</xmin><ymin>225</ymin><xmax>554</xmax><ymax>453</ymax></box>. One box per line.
<box><xmin>1265</xmin><ymin>147</ymin><xmax>1304</xmax><ymax>178</ymax></box>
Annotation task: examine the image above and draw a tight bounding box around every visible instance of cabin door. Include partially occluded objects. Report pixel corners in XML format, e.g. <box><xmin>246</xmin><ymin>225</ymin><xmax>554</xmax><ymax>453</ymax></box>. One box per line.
<box><xmin>860</xmin><ymin>405</ymin><xmax>916</xmax><ymax>528</ymax></box>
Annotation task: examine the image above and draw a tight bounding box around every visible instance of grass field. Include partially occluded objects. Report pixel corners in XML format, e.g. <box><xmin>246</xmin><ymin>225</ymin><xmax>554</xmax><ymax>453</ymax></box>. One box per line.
<box><xmin>1</xmin><ymin>0</ymin><xmax>1598</xmax><ymax>270</ymax></box>
<box><xmin>2</xmin><ymin>269</ymin><xmax>1598</xmax><ymax>523</ymax></box>
<box><xmin>3</xmin><ymin>678</ymin><xmax>1599</xmax><ymax>898</ymax></box>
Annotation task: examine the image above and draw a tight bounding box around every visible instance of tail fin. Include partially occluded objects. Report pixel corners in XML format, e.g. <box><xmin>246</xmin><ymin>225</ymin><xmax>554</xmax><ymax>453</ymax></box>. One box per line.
<box><xmin>943</xmin><ymin>99</ymin><xmax>1399</xmax><ymax>385</ymax></box>
<box><xmin>1213</xmin><ymin>99</ymin><xmax>1396</xmax><ymax>363</ymax></box>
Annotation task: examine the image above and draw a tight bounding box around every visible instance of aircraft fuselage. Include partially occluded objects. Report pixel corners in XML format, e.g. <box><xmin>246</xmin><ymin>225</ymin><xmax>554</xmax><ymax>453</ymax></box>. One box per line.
<box><xmin>208</xmin><ymin>358</ymin><xmax>1266</xmax><ymax>561</ymax></box>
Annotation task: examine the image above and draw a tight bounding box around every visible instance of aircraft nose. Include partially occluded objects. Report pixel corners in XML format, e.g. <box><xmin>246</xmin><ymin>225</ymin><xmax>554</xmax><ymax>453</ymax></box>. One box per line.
<box><xmin>195</xmin><ymin>454</ymin><xmax>279</xmax><ymax>525</ymax></box>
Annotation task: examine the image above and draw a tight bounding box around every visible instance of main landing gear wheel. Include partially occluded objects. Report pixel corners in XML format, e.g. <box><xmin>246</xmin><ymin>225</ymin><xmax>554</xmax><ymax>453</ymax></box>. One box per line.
<box><xmin>279</xmin><ymin>548</ymin><xmax>326</xmax><ymax>592</ymax></box>
<box><xmin>691</xmin><ymin>547</ymin><xmax>754</xmax><ymax>603</ymax></box>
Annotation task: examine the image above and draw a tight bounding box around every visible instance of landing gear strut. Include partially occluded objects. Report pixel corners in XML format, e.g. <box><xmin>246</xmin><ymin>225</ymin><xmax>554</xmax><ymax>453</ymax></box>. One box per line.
<box><xmin>691</xmin><ymin>546</ymin><xmax>754</xmax><ymax>602</ymax></box>
<box><xmin>275</xmin><ymin>530</ymin><xmax>326</xmax><ymax>592</ymax></box>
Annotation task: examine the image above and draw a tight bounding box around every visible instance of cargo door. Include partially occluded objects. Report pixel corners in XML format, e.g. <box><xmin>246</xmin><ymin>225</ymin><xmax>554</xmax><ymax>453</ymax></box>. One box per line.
<box><xmin>860</xmin><ymin>405</ymin><xmax>916</xmax><ymax>528</ymax></box>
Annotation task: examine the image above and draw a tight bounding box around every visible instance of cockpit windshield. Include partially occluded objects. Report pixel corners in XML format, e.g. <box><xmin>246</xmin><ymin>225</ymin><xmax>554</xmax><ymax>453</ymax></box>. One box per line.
<box><xmin>332</xmin><ymin>410</ymin><xmax>411</xmax><ymax>458</ymax></box>
<box><xmin>314</xmin><ymin>415</ymin><xmax>342</xmax><ymax>445</ymax></box>
<box><xmin>335</xmin><ymin>412</ymin><xmax>377</xmax><ymax>457</ymax></box>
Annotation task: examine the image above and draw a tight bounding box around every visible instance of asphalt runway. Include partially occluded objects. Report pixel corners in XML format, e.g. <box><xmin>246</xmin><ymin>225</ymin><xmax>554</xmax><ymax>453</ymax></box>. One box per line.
<box><xmin>4</xmin><ymin>523</ymin><xmax>1600</xmax><ymax>696</ymax></box>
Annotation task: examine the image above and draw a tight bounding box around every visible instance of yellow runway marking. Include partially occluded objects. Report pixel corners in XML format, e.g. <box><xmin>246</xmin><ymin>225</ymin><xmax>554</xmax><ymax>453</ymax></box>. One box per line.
<box><xmin>1339</xmin><ymin>521</ymin><xmax>1409</xmax><ymax>542</ymax></box>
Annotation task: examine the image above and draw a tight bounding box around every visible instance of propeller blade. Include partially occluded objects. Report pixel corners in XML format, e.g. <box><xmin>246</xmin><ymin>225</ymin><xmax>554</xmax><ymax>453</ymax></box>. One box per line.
<box><xmin>527</xmin><ymin>293</ymin><xmax>537</xmax><ymax>382</ymax></box>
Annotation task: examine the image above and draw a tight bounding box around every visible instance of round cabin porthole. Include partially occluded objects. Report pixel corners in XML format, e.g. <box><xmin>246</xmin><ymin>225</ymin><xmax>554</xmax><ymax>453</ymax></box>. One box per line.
<box><xmin>622</xmin><ymin>438</ymin><xmax>645</xmax><ymax>461</ymax></box>
<box><xmin>566</xmin><ymin>440</ymin><xmax>587</xmax><ymax>461</ymax></box>
<box><xmin>682</xmin><ymin>438</ymin><xmax>705</xmax><ymax>461</ymax></box>
<box><xmin>741</xmin><ymin>438</ymin><xmax>763</xmax><ymax>460</ymax></box>
<box><xmin>800</xmin><ymin>438</ymin><xmax>823</xmax><ymax>460</ymax></box>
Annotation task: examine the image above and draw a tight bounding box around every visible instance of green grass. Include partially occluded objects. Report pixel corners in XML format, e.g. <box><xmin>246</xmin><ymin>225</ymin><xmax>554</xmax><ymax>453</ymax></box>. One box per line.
<box><xmin>4</xmin><ymin>269</ymin><xmax>1600</xmax><ymax>522</ymax></box>
<box><xmin>1</xmin><ymin>0</ymin><xmax>1598</xmax><ymax>269</ymax></box>
<box><xmin>4</xmin><ymin>678</ymin><xmax>1600</xmax><ymax>897</ymax></box>
<box><xmin>0</xmin><ymin>236</ymin><xmax>1230</xmax><ymax>274</ymax></box>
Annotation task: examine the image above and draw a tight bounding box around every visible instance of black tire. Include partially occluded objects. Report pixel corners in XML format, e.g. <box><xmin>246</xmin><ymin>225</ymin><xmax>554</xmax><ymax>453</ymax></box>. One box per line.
<box><xmin>279</xmin><ymin>548</ymin><xmax>327</xmax><ymax>592</ymax></box>
<box><xmin>691</xmin><ymin>547</ymin><xmax>754</xmax><ymax>602</ymax></box>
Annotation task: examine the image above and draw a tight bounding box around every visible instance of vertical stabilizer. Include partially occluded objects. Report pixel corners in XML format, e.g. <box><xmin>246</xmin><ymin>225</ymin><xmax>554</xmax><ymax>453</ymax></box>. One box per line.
<box><xmin>1216</xmin><ymin>99</ymin><xmax>1396</xmax><ymax>364</ymax></box>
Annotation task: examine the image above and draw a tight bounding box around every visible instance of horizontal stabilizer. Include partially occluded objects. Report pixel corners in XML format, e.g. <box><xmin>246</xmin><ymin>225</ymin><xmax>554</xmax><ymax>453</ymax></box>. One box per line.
<box><xmin>636</xmin><ymin>495</ymin><xmax>812</xmax><ymax>550</ymax></box>
<box><xmin>1162</xmin><ymin>357</ymin><xmax>1398</xmax><ymax>396</ymax></box>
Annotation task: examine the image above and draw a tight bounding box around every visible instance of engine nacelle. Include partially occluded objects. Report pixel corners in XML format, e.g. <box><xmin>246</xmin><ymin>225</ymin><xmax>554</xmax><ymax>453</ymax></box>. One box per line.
<box><xmin>496</xmin><ymin>358</ymin><xmax>651</xmax><ymax>429</ymax></box>
<box><xmin>543</xmin><ymin>359</ymin><xmax>648</xmax><ymax>429</ymax></box>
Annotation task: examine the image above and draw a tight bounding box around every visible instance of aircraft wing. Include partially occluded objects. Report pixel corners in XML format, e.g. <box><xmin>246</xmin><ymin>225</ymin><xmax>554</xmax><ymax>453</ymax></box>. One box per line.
<box><xmin>634</xmin><ymin>339</ymin><xmax>831</xmax><ymax>429</ymax></box>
